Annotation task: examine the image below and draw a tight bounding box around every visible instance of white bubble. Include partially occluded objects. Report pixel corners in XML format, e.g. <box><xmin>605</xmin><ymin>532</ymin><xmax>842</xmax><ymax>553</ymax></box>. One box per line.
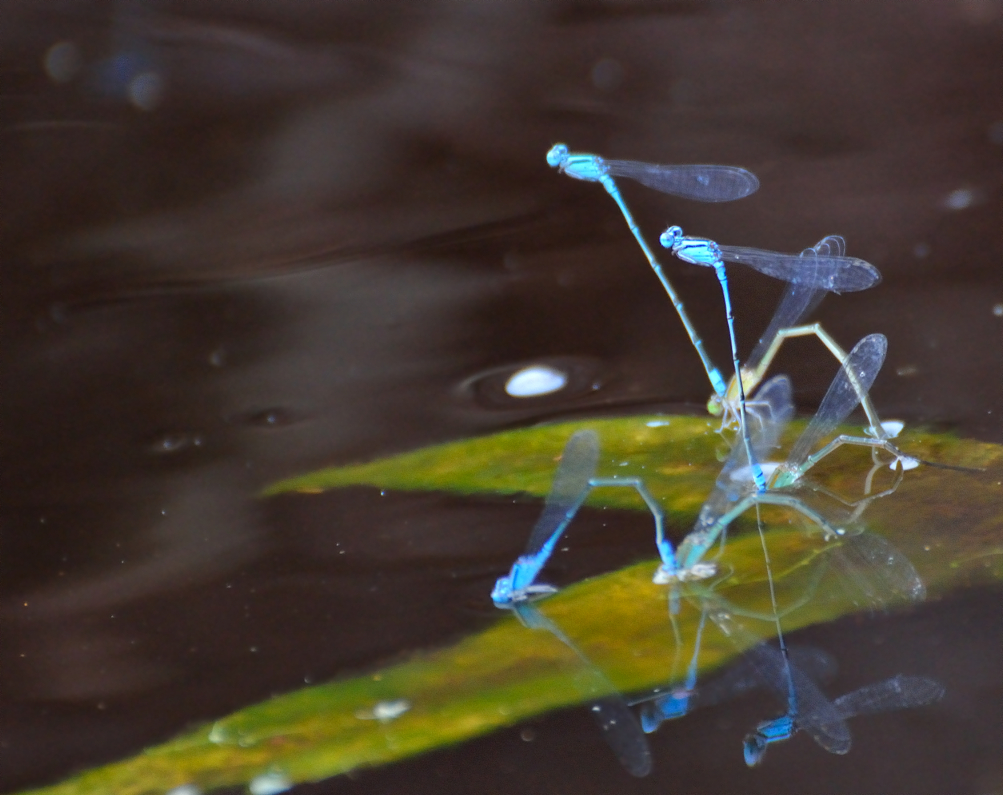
<box><xmin>880</xmin><ymin>420</ymin><xmax>905</xmax><ymax>438</ymax></box>
<box><xmin>128</xmin><ymin>71</ymin><xmax>164</xmax><ymax>111</ymax></box>
<box><xmin>207</xmin><ymin>723</ymin><xmax>230</xmax><ymax>744</ymax></box>
<box><xmin>44</xmin><ymin>41</ymin><xmax>81</xmax><ymax>83</ymax></box>
<box><xmin>166</xmin><ymin>786</ymin><xmax>202</xmax><ymax>795</ymax></box>
<box><xmin>865</xmin><ymin>420</ymin><xmax>904</xmax><ymax>439</ymax></box>
<box><xmin>248</xmin><ymin>771</ymin><xmax>293</xmax><ymax>795</ymax></box>
<box><xmin>993</xmin><ymin>303</ymin><xmax>1003</xmax><ymax>317</ymax></box>
<box><xmin>645</xmin><ymin>419</ymin><xmax>671</xmax><ymax>427</ymax></box>
<box><xmin>373</xmin><ymin>699</ymin><xmax>410</xmax><ymax>721</ymax></box>
<box><xmin>356</xmin><ymin>698</ymin><xmax>411</xmax><ymax>722</ymax></box>
<box><xmin>942</xmin><ymin>187</ymin><xmax>975</xmax><ymax>211</ymax></box>
<box><xmin>504</xmin><ymin>365</ymin><xmax>568</xmax><ymax>398</ymax></box>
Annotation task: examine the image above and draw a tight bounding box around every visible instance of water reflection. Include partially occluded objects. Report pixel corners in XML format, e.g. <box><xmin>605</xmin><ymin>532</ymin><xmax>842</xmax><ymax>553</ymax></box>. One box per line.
<box><xmin>494</xmin><ymin>520</ymin><xmax>938</xmax><ymax>774</ymax></box>
<box><xmin>497</xmin><ymin>512</ymin><xmax>935</xmax><ymax>774</ymax></box>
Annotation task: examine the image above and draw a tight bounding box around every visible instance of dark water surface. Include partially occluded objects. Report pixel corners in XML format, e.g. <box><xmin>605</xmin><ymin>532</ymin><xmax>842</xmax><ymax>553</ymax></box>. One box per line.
<box><xmin>0</xmin><ymin>1</ymin><xmax>1001</xmax><ymax>793</ymax></box>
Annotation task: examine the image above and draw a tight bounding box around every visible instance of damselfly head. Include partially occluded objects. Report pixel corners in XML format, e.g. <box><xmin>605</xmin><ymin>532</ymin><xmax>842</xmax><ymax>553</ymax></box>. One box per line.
<box><xmin>546</xmin><ymin>144</ymin><xmax>569</xmax><ymax>167</ymax></box>
<box><xmin>659</xmin><ymin>225</ymin><xmax>683</xmax><ymax>249</ymax></box>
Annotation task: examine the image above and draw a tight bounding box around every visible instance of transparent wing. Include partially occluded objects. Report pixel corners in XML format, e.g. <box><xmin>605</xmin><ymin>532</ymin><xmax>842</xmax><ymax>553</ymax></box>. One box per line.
<box><xmin>833</xmin><ymin>675</ymin><xmax>945</xmax><ymax>719</ymax></box>
<box><xmin>747</xmin><ymin>283</ymin><xmax>826</xmax><ymax>370</ymax></box>
<box><xmin>605</xmin><ymin>160</ymin><xmax>760</xmax><ymax>203</ymax></box>
<box><xmin>680</xmin><ymin>376</ymin><xmax>795</xmax><ymax>558</ymax></box>
<box><xmin>803</xmin><ymin>235</ymin><xmax>847</xmax><ymax>258</ymax></box>
<box><xmin>748</xmin><ymin>235</ymin><xmax>847</xmax><ymax>367</ymax></box>
<box><xmin>709</xmin><ymin>606</ymin><xmax>851</xmax><ymax>754</ymax></box>
<box><xmin>746</xmin><ymin>375</ymin><xmax>797</xmax><ymax>453</ymax></box>
<box><xmin>825</xmin><ymin>532</ymin><xmax>926</xmax><ymax>609</ymax></box>
<box><xmin>716</xmin><ymin>245</ymin><xmax>881</xmax><ymax>292</ymax></box>
<box><xmin>588</xmin><ymin>698</ymin><xmax>653</xmax><ymax>777</ymax></box>
<box><xmin>522</xmin><ymin>430</ymin><xmax>600</xmax><ymax>557</ymax></box>
<box><xmin>718</xmin><ymin>375</ymin><xmax>795</xmax><ymax>488</ymax></box>
<box><xmin>690</xmin><ymin>645</ymin><xmax>838</xmax><ymax>710</ymax></box>
<box><xmin>514</xmin><ymin>602</ymin><xmax>652</xmax><ymax>777</ymax></box>
<box><xmin>744</xmin><ymin>641</ymin><xmax>852</xmax><ymax>754</ymax></box>
<box><xmin>785</xmin><ymin>334</ymin><xmax>888</xmax><ymax>471</ymax></box>
<box><xmin>789</xmin><ymin>645</ymin><xmax>840</xmax><ymax>686</ymax></box>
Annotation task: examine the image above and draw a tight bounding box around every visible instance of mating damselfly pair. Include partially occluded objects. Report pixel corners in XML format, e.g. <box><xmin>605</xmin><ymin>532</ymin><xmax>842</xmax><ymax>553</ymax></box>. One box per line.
<box><xmin>487</xmin><ymin>144</ymin><xmax>947</xmax><ymax>773</ymax></box>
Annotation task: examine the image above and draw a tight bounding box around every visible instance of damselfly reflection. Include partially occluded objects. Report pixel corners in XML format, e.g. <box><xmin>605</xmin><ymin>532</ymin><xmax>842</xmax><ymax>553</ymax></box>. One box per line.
<box><xmin>510</xmin><ymin>601</ymin><xmax>652</xmax><ymax>777</ymax></box>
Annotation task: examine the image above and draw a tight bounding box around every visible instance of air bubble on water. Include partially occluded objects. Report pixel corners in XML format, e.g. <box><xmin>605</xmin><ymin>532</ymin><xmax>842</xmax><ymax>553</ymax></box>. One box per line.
<box><xmin>128</xmin><ymin>71</ymin><xmax>164</xmax><ymax>111</ymax></box>
<box><xmin>357</xmin><ymin>699</ymin><xmax>411</xmax><ymax>723</ymax></box>
<box><xmin>942</xmin><ymin>187</ymin><xmax>975</xmax><ymax>211</ymax></box>
<box><xmin>44</xmin><ymin>41</ymin><xmax>81</xmax><ymax>83</ymax></box>
<box><xmin>248</xmin><ymin>771</ymin><xmax>293</xmax><ymax>795</ymax></box>
<box><xmin>992</xmin><ymin>303</ymin><xmax>1003</xmax><ymax>317</ymax></box>
<box><xmin>208</xmin><ymin>723</ymin><xmax>231</xmax><ymax>744</ymax></box>
<box><xmin>504</xmin><ymin>365</ymin><xmax>568</xmax><ymax>397</ymax></box>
